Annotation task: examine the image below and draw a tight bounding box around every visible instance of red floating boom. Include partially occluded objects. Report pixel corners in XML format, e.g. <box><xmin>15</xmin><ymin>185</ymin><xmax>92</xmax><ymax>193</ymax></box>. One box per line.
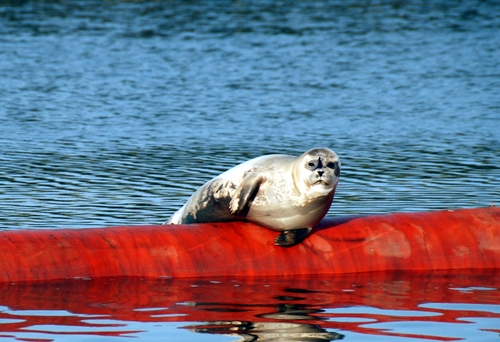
<box><xmin>1</xmin><ymin>207</ymin><xmax>499</xmax><ymax>283</ymax></box>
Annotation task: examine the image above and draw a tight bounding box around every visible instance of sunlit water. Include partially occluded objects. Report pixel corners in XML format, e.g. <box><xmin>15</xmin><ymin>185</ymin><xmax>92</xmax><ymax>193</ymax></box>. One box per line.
<box><xmin>0</xmin><ymin>0</ymin><xmax>499</xmax><ymax>340</ymax></box>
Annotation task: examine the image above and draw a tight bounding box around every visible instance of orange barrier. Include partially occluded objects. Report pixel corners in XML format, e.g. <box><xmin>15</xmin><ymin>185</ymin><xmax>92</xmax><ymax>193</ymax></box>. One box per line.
<box><xmin>1</xmin><ymin>207</ymin><xmax>499</xmax><ymax>283</ymax></box>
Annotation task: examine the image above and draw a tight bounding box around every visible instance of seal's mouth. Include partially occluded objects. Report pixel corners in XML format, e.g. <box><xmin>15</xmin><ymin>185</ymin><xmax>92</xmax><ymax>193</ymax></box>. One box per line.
<box><xmin>312</xmin><ymin>179</ymin><xmax>329</xmax><ymax>186</ymax></box>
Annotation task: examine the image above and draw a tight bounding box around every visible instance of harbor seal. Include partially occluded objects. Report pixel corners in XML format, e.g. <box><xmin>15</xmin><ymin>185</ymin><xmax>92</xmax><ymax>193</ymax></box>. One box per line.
<box><xmin>164</xmin><ymin>148</ymin><xmax>341</xmax><ymax>247</ymax></box>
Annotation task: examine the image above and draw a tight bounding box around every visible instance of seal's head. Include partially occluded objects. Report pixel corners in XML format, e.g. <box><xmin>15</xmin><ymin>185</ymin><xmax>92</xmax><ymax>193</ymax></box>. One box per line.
<box><xmin>293</xmin><ymin>147</ymin><xmax>340</xmax><ymax>198</ymax></box>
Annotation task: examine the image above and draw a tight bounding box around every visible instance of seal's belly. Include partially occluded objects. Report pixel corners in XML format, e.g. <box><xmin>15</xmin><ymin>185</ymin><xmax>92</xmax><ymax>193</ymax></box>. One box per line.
<box><xmin>242</xmin><ymin>175</ymin><xmax>331</xmax><ymax>230</ymax></box>
<box><xmin>246</xmin><ymin>200</ymin><xmax>330</xmax><ymax>231</ymax></box>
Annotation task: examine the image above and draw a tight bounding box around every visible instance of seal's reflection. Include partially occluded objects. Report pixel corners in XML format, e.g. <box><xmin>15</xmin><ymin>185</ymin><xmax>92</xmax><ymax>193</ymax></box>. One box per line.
<box><xmin>186</xmin><ymin>302</ymin><xmax>344</xmax><ymax>341</ymax></box>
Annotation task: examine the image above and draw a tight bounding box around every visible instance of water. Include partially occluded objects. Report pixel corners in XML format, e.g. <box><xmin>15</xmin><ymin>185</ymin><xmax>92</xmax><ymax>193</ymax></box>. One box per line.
<box><xmin>0</xmin><ymin>0</ymin><xmax>499</xmax><ymax>340</ymax></box>
<box><xmin>0</xmin><ymin>271</ymin><xmax>499</xmax><ymax>341</ymax></box>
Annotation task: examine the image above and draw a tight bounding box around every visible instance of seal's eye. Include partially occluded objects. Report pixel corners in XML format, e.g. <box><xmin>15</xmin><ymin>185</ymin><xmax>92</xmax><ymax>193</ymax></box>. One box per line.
<box><xmin>327</xmin><ymin>162</ymin><xmax>337</xmax><ymax>169</ymax></box>
<box><xmin>306</xmin><ymin>161</ymin><xmax>317</xmax><ymax>170</ymax></box>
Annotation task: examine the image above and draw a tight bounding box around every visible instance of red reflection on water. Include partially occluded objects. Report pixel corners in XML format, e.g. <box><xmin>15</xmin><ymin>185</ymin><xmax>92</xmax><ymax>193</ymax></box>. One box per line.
<box><xmin>0</xmin><ymin>270</ymin><xmax>498</xmax><ymax>341</ymax></box>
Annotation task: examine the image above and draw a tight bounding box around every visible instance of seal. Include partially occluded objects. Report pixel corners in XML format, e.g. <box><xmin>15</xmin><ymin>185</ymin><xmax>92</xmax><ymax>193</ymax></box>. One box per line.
<box><xmin>165</xmin><ymin>148</ymin><xmax>341</xmax><ymax>247</ymax></box>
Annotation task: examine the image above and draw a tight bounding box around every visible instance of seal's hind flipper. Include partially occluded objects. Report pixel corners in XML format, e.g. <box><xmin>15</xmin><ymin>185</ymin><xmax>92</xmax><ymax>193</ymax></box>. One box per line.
<box><xmin>274</xmin><ymin>228</ymin><xmax>312</xmax><ymax>247</ymax></box>
<box><xmin>229</xmin><ymin>174</ymin><xmax>266</xmax><ymax>216</ymax></box>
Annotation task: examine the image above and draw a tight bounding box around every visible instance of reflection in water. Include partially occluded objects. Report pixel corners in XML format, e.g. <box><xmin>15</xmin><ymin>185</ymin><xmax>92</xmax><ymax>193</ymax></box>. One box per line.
<box><xmin>190</xmin><ymin>321</ymin><xmax>343</xmax><ymax>342</ymax></box>
<box><xmin>188</xmin><ymin>304</ymin><xmax>344</xmax><ymax>341</ymax></box>
<box><xmin>0</xmin><ymin>271</ymin><xmax>498</xmax><ymax>341</ymax></box>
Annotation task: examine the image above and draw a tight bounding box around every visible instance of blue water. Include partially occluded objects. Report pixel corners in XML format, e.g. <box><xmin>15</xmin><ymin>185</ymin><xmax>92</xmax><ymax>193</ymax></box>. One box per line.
<box><xmin>0</xmin><ymin>0</ymin><xmax>499</xmax><ymax>340</ymax></box>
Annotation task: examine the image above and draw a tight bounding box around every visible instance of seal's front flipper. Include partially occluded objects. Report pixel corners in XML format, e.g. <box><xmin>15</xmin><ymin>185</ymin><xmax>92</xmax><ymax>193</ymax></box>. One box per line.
<box><xmin>229</xmin><ymin>174</ymin><xmax>266</xmax><ymax>216</ymax></box>
<box><xmin>274</xmin><ymin>228</ymin><xmax>312</xmax><ymax>247</ymax></box>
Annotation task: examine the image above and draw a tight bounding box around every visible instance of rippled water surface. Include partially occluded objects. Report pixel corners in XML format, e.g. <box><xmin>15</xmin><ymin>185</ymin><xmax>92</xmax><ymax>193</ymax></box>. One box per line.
<box><xmin>0</xmin><ymin>0</ymin><xmax>499</xmax><ymax>340</ymax></box>
<box><xmin>1</xmin><ymin>0</ymin><xmax>499</xmax><ymax>228</ymax></box>
<box><xmin>0</xmin><ymin>271</ymin><xmax>499</xmax><ymax>341</ymax></box>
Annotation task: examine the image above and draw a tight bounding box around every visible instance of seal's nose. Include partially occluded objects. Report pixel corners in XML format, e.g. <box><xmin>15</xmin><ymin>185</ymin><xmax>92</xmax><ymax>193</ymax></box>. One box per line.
<box><xmin>318</xmin><ymin>171</ymin><xmax>324</xmax><ymax>177</ymax></box>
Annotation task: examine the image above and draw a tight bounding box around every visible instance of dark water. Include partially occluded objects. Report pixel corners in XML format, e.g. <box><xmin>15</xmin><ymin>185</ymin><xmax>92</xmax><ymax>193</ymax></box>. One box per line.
<box><xmin>0</xmin><ymin>0</ymin><xmax>500</xmax><ymax>340</ymax></box>
<box><xmin>1</xmin><ymin>0</ymin><xmax>499</xmax><ymax>229</ymax></box>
